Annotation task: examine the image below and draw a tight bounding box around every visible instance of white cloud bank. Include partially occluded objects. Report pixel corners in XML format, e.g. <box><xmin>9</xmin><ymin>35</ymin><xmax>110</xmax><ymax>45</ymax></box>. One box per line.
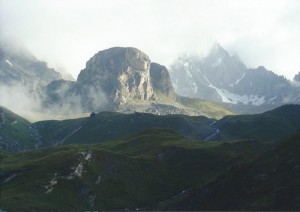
<box><xmin>1</xmin><ymin>0</ymin><xmax>300</xmax><ymax>79</ymax></box>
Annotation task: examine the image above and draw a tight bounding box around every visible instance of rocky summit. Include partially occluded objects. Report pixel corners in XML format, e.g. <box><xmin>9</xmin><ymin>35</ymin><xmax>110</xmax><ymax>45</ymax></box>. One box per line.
<box><xmin>150</xmin><ymin>63</ymin><xmax>176</xmax><ymax>100</ymax></box>
<box><xmin>0</xmin><ymin>45</ymin><xmax>233</xmax><ymax>119</ymax></box>
<box><xmin>0</xmin><ymin>46</ymin><xmax>62</xmax><ymax>87</ymax></box>
<box><xmin>170</xmin><ymin>43</ymin><xmax>300</xmax><ymax>113</ymax></box>
<box><xmin>42</xmin><ymin>47</ymin><xmax>232</xmax><ymax>118</ymax></box>
<box><xmin>77</xmin><ymin>47</ymin><xmax>156</xmax><ymax>106</ymax></box>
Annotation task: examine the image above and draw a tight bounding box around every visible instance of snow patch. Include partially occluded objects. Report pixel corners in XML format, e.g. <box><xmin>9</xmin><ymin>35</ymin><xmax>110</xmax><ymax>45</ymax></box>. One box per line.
<box><xmin>229</xmin><ymin>73</ymin><xmax>246</xmax><ymax>87</ymax></box>
<box><xmin>183</xmin><ymin>62</ymin><xmax>193</xmax><ymax>79</ymax></box>
<box><xmin>212</xmin><ymin>57</ymin><xmax>223</xmax><ymax>67</ymax></box>
<box><xmin>73</xmin><ymin>162</ymin><xmax>84</xmax><ymax>177</ymax></box>
<box><xmin>205</xmin><ymin>121</ymin><xmax>220</xmax><ymax>141</ymax></box>
<box><xmin>81</xmin><ymin>151</ymin><xmax>92</xmax><ymax>161</ymax></box>
<box><xmin>217</xmin><ymin>89</ymin><xmax>265</xmax><ymax>105</ymax></box>
<box><xmin>192</xmin><ymin>82</ymin><xmax>198</xmax><ymax>94</ymax></box>
<box><xmin>5</xmin><ymin>60</ymin><xmax>13</xmax><ymax>66</ymax></box>
<box><xmin>183</xmin><ymin>62</ymin><xmax>189</xmax><ymax>68</ymax></box>
<box><xmin>68</xmin><ymin>151</ymin><xmax>93</xmax><ymax>179</ymax></box>
<box><xmin>44</xmin><ymin>173</ymin><xmax>58</xmax><ymax>194</ymax></box>
<box><xmin>43</xmin><ymin>151</ymin><xmax>96</xmax><ymax>194</ymax></box>
<box><xmin>202</xmin><ymin>74</ymin><xmax>265</xmax><ymax>105</ymax></box>
<box><xmin>186</xmin><ymin>69</ymin><xmax>193</xmax><ymax>78</ymax></box>
<box><xmin>268</xmin><ymin>96</ymin><xmax>277</xmax><ymax>104</ymax></box>
<box><xmin>173</xmin><ymin>78</ymin><xmax>179</xmax><ymax>90</ymax></box>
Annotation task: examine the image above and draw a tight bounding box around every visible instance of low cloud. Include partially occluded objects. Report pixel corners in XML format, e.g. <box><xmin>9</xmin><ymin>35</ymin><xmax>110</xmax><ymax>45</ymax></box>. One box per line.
<box><xmin>1</xmin><ymin>0</ymin><xmax>300</xmax><ymax>79</ymax></box>
<box><xmin>0</xmin><ymin>80</ymin><xmax>109</xmax><ymax>122</ymax></box>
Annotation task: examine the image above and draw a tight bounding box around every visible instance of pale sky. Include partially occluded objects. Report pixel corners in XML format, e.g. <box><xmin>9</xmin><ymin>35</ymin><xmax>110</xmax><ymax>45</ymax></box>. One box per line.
<box><xmin>1</xmin><ymin>0</ymin><xmax>300</xmax><ymax>80</ymax></box>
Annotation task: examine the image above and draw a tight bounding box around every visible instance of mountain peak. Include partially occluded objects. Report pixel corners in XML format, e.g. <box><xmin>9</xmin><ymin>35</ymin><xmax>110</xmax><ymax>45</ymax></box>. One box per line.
<box><xmin>208</xmin><ymin>42</ymin><xmax>228</xmax><ymax>57</ymax></box>
<box><xmin>77</xmin><ymin>47</ymin><xmax>156</xmax><ymax>107</ymax></box>
<box><xmin>294</xmin><ymin>72</ymin><xmax>300</xmax><ymax>82</ymax></box>
<box><xmin>256</xmin><ymin>66</ymin><xmax>267</xmax><ymax>71</ymax></box>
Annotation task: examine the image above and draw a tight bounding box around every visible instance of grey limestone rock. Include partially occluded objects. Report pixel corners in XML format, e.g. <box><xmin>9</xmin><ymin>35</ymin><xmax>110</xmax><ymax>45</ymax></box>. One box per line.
<box><xmin>150</xmin><ymin>62</ymin><xmax>176</xmax><ymax>100</ymax></box>
<box><xmin>77</xmin><ymin>47</ymin><xmax>156</xmax><ymax>106</ymax></box>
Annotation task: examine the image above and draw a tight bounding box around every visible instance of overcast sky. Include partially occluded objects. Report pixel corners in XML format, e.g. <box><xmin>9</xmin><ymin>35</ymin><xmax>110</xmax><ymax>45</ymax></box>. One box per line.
<box><xmin>1</xmin><ymin>0</ymin><xmax>300</xmax><ymax>79</ymax></box>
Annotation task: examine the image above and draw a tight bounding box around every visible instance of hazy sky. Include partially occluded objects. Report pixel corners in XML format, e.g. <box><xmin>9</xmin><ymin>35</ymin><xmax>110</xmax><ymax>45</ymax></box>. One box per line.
<box><xmin>1</xmin><ymin>0</ymin><xmax>300</xmax><ymax>79</ymax></box>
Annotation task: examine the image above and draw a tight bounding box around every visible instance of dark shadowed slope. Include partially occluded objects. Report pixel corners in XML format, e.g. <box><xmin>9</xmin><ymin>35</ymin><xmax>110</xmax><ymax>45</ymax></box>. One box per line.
<box><xmin>0</xmin><ymin>129</ymin><xmax>271</xmax><ymax>211</ymax></box>
<box><xmin>171</xmin><ymin>130</ymin><xmax>300</xmax><ymax>211</ymax></box>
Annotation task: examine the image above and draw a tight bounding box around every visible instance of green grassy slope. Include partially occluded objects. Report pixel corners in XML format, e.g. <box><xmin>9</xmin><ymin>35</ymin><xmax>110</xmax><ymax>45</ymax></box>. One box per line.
<box><xmin>216</xmin><ymin>104</ymin><xmax>300</xmax><ymax>141</ymax></box>
<box><xmin>0</xmin><ymin>106</ymin><xmax>36</xmax><ymax>151</ymax></box>
<box><xmin>34</xmin><ymin>112</ymin><xmax>214</xmax><ymax>147</ymax></box>
<box><xmin>171</xmin><ymin>130</ymin><xmax>300</xmax><ymax>211</ymax></box>
<box><xmin>2</xmin><ymin>104</ymin><xmax>300</xmax><ymax>153</ymax></box>
<box><xmin>177</xmin><ymin>95</ymin><xmax>235</xmax><ymax>119</ymax></box>
<box><xmin>0</xmin><ymin>129</ymin><xmax>270</xmax><ymax>211</ymax></box>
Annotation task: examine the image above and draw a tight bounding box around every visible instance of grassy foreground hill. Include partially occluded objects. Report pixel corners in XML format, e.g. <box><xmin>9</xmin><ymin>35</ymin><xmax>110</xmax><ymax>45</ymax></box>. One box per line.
<box><xmin>170</xmin><ymin>131</ymin><xmax>300</xmax><ymax>210</ymax></box>
<box><xmin>3</xmin><ymin>129</ymin><xmax>300</xmax><ymax>210</ymax></box>
<box><xmin>0</xmin><ymin>129</ymin><xmax>271</xmax><ymax>210</ymax></box>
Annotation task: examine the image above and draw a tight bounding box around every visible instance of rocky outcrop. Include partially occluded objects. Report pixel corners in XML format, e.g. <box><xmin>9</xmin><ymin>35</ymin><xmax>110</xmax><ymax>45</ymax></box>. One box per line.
<box><xmin>150</xmin><ymin>63</ymin><xmax>176</xmax><ymax>100</ymax></box>
<box><xmin>76</xmin><ymin>47</ymin><xmax>156</xmax><ymax>107</ymax></box>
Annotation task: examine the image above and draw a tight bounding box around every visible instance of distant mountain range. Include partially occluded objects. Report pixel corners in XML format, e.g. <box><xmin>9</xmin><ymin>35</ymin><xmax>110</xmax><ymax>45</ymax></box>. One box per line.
<box><xmin>1</xmin><ymin>46</ymin><xmax>232</xmax><ymax>119</ymax></box>
<box><xmin>169</xmin><ymin>43</ymin><xmax>300</xmax><ymax>113</ymax></box>
<box><xmin>44</xmin><ymin>47</ymin><xmax>233</xmax><ymax>118</ymax></box>
<box><xmin>1</xmin><ymin>44</ymin><xmax>300</xmax><ymax>117</ymax></box>
<box><xmin>0</xmin><ymin>46</ymin><xmax>62</xmax><ymax>87</ymax></box>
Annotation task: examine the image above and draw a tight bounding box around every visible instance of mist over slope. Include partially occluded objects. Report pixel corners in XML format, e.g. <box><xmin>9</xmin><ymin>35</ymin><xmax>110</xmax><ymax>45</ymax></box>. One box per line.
<box><xmin>0</xmin><ymin>46</ymin><xmax>233</xmax><ymax>121</ymax></box>
<box><xmin>0</xmin><ymin>45</ymin><xmax>63</xmax><ymax>118</ymax></box>
<box><xmin>1</xmin><ymin>42</ymin><xmax>299</xmax><ymax>118</ymax></box>
<box><xmin>43</xmin><ymin>47</ymin><xmax>232</xmax><ymax>118</ymax></box>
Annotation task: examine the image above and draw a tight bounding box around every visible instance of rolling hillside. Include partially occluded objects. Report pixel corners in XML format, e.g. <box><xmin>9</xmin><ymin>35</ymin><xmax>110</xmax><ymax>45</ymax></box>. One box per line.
<box><xmin>0</xmin><ymin>129</ymin><xmax>271</xmax><ymax>210</ymax></box>
<box><xmin>170</xmin><ymin>131</ymin><xmax>300</xmax><ymax>210</ymax></box>
<box><xmin>33</xmin><ymin>111</ymin><xmax>213</xmax><ymax>147</ymax></box>
<box><xmin>0</xmin><ymin>106</ymin><xmax>37</xmax><ymax>151</ymax></box>
<box><xmin>1</xmin><ymin>104</ymin><xmax>300</xmax><ymax>152</ymax></box>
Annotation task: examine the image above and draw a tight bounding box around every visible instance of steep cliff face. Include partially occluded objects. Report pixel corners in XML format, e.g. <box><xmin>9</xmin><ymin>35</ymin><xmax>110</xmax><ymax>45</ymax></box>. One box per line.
<box><xmin>150</xmin><ymin>63</ymin><xmax>176</xmax><ymax>100</ymax></box>
<box><xmin>77</xmin><ymin>47</ymin><xmax>156</xmax><ymax>107</ymax></box>
<box><xmin>0</xmin><ymin>47</ymin><xmax>62</xmax><ymax>87</ymax></box>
